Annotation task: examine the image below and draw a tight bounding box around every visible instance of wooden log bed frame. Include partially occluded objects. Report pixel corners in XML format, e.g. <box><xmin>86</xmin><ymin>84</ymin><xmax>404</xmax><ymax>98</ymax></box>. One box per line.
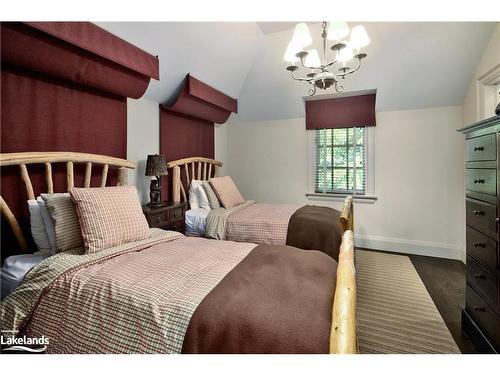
<box><xmin>0</xmin><ymin>152</ymin><xmax>357</xmax><ymax>354</ymax></box>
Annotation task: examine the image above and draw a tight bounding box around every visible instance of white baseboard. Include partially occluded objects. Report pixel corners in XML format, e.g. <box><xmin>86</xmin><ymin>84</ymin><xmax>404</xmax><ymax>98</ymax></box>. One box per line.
<box><xmin>355</xmin><ymin>234</ymin><xmax>466</xmax><ymax>263</ymax></box>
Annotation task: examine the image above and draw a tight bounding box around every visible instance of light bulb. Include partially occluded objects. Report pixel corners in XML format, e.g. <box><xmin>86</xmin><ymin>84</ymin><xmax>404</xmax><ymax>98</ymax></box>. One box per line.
<box><xmin>291</xmin><ymin>23</ymin><xmax>312</xmax><ymax>49</ymax></box>
<box><xmin>327</xmin><ymin>21</ymin><xmax>349</xmax><ymax>41</ymax></box>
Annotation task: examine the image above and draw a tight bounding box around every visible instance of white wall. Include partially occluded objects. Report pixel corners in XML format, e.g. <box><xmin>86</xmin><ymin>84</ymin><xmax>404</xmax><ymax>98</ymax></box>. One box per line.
<box><xmin>224</xmin><ymin>105</ymin><xmax>466</xmax><ymax>261</ymax></box>
<box><xmin>463</xmin><ymin>23</ymin><xmax>500</xmax><ymax>125</ymax></box>
<box><xmin>127</xmin><ymin>97</ymin><xmax>160</xmax><ymax>204</ymax></box>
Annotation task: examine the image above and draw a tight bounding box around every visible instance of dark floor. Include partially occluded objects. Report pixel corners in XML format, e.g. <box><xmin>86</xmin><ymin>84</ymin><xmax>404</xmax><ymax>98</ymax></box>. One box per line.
<box><xmin>358</xmin><ymin>248</ymin><xmax>477</xmax><ymax>353</ymax></box>
<box><xmin>409</xmin><ymin>254</ymin><xmax>477</xmax><ymax>353</ymax></box>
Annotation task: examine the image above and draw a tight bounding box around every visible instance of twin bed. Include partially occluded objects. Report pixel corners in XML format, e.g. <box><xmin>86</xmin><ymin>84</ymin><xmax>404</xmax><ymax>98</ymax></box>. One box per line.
<box><xmin>0</xmin><ymin>152</ymin><xmax>356</xmax><ymax>354</ymax></box>
<box><xmin>169</xmin><ymin>157</ymin><xmax>347</xmax><ymax>260</ymax></box>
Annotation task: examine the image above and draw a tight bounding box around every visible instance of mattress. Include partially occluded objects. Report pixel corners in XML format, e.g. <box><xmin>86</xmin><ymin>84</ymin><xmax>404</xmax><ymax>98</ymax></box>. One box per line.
<box><xmin>1</xmin><ymin>252</ymin><xmax>48</xmax><ymax>299</ymax></box>
<box><xmin>185</xmin><ymin>208</ymin><xmax>210</xmax><ymax>235</ymax></box>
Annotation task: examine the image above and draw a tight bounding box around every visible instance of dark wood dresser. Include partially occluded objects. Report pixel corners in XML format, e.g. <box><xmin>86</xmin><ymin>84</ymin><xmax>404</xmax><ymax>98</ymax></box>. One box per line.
<box><xmin>142</xmin><ymin>202</ymin><xmax>187</xmax><ymax>234</ymax></box>
<box><xmin>459</xmin><ymin>115</ymin><xmax>500</xmax><ymax>353</ymax></box>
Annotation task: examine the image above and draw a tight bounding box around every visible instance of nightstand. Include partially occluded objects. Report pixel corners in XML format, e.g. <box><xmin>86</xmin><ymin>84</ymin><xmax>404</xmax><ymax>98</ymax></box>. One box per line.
<box><xmin>142</xmin><ymin>202</ymin><xmax>187</xmax><ymax>234</ymax></box>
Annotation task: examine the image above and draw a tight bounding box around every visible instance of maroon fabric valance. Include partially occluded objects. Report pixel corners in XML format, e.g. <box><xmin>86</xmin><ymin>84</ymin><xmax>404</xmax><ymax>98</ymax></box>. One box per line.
<box><xmin>305</xmin><ymin>92</ymin><xmax>376</xmax><ymax>129</ymax></box>
<box><xmin>1</xmin><ymin>22</ymin><xmax>159</xmax><ymax>99</ymax></box>
<box><xmin>162</xmin><ymin>74</ymin><xmax>237</xmax><ymax>124</ymax></box>
<box><xmin>26</xmin><ymin>22</ymin><xmax>159</xmax><ymax>80</ymax></box>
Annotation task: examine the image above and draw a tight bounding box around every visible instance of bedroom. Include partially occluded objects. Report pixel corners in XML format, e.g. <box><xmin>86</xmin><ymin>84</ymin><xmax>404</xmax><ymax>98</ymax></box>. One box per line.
<box><xmin>1</xmin><ymin>0</ymin><xmax>500</xmax><ymax>372</ymax></box>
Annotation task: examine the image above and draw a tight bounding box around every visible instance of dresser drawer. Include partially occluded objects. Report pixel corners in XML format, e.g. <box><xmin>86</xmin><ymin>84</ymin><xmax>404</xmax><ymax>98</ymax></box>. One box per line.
<box><xmin>466</xmin><ymin>133</ymin><xmax>497</xmax><ymax>162</ymax></box>
<box><xmin>168</xmin><ymin>206</ymin><xmax>184</xmax><ymax>221</ymax></box>
<box><xmin>163</xmin><ymin>219</ymin><xmax>185</xmax><ymax>233</ymax></box>
<box><xmin>466</xmin><ymin>198</ymin><xmax>498</xmax><ymax>239</ymax></box>
<box><xmin>466</xmin><ymin>169</ymin><xmax>497</xmax><ymax>196</ymax></box>
<box><xmin>148</xmin><ymin>212</ymin><xmax>168</xmax><ymax>228</ymax></box>
<box><xmin>466</xmin><ymin>226</ymin><xmax>498</xmax><ymax>271</ymax></box>
<box><xmin>466</xmin><ymin>285</ymin><xmax>500</xmax><ymax>349</ymax></box>
<box><xmin>467</xmin><ymin>256</ymin><xmax>498</xmax><ymax>306</ymax></box>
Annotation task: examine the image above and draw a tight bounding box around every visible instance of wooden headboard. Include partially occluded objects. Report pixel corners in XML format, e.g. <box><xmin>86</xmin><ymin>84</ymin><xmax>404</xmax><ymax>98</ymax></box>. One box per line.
<box><xmin>166</xmin><ymin>157</ymin><xmax>223</xmax><ymax>203</ymax></box>
<box><xmin>0</xmin><ymin>151</ymin><xmax>136</xmax><ymax>253</ymax></box>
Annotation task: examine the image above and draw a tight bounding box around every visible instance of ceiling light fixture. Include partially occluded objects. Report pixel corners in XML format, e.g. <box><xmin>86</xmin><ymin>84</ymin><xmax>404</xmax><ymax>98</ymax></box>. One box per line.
<box><xmin>285</xmin><ymin>22</ymin><xmax>369</xmax><ymax>96</ymax></box>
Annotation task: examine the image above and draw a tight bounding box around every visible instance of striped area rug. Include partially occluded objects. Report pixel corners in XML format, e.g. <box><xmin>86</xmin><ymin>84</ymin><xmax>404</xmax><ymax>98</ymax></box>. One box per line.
<box><xmin>356</xmin><ymin>250</ymin><xmax>460</xmax><ymax>354</ymax></box>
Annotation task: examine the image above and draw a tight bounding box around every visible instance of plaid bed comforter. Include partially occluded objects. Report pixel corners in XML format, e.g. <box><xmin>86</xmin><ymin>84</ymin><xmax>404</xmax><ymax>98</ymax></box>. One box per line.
<box><xmin>206</xmin><ymin>201</ymin><xmax>301</xmax><ymax>245</ymax></box>
<box><xmin>1</xmin><ymin>229</ymin><xmax>256</xmax><ymax>353</ymax></box>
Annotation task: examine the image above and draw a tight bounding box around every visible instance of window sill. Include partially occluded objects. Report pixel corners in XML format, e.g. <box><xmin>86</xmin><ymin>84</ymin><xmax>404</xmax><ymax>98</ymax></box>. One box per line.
<box><xmin>305</xmin><ymin>193</ymin><xmax>377</xmax><ymax>204</ymax></box>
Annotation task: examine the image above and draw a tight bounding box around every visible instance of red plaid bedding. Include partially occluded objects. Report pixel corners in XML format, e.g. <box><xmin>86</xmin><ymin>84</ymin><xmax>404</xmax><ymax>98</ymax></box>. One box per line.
<box><xmin>226</xmin><ymin>203</ymin><xmax>301</xmax><ymax>245</ymax></box>
<box><xmin>1</xmin><ymin>230</ymin><xmax>255</xmax><ymax>353</ymax></box>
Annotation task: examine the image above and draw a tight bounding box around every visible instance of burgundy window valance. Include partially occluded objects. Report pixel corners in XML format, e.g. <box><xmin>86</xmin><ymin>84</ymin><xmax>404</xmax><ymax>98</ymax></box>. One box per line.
<box><xmin>305</xmin><ymin>91</ymin><xmax>376</xmax><ymax>130</ymax></box>
<box><xmin>1</xmin><ymin>22</ymin><xmax>159</xmax><ymax>99</ymax></box>
<box><xmin>162</xmin><ymin>74</ymin><xmax>237</xmax><ymax>124</ymax></box>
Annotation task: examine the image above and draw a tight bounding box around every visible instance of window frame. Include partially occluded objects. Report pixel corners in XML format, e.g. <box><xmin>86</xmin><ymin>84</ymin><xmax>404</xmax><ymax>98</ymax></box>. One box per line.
<box><xmin>306</xmin><ymin>126</ymin><xmax>377</xmax><ymax>203</ymax></box>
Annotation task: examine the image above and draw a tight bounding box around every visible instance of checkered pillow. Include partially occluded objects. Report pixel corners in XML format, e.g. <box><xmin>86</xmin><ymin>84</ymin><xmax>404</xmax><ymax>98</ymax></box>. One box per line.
<box><xmin>208</xmin><ymin>176</ymin><xmax>245</xmax><ymax>209</ymax></box>
<box><xmin>70</xmin><ymin>186</ymin><xmax>150</xmax><ymax>254</ymax></box>
<box><xmin>41</xmin><ymin>193</ymin><xmax>83</xmax><ymax>252</ymax></box>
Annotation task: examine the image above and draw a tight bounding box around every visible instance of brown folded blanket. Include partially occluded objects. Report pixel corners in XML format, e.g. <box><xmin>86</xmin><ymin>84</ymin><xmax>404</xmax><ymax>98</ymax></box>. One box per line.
<box><xmin>182</xmin><ymin>243</ymin><xmax>338</xmax><ymax>354</ymax></box>
<box><xmin>285</xmin><ymin>205</ymin><xmax>342</xmax><ymax>261</ymax></box>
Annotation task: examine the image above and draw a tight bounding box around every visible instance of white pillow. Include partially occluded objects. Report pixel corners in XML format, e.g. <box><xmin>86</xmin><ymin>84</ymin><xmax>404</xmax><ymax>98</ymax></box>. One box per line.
<box><xmin>37</xmin><ymin>197</ymin><xmax>56</xmax><ymax>254</ymax></box>
<box><xmin>189</xmin><ymin>180</ymin><xmax>211</xmax><ymax>210</ymax></box>
<box><xmin>27</xmin><ymin>200</ymin><xmax>51</xmax><ymax>253</ymax></box>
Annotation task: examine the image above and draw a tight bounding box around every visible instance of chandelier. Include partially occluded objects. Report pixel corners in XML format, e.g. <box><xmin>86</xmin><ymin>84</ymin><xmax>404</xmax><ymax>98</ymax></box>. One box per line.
<box><xmin>284</xmin><ymin>22</ymin><xmax>370</xmax><ymax>96</ymax></box>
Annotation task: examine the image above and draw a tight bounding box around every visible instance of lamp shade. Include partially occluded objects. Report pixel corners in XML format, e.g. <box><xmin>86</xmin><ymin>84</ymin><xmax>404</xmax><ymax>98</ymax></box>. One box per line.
<box><xmin>304</xmin><ymin>49</ymin><xmax>321</xmax><ymax>67</ymax></box>
<box><xmin>284</xmin><ymin>41</ymin><xmax>299</xmax><ymax>63</ymax></box>
<box><xmin>327</xmin><ymin>21</ymin><xmax>349</xmax><ymax>41</ymax></box>
<box><xmin>350</xmin><ymin>25</ymin><xmax>370</xmax><ymax>50</ymax></box>
<box><xmin>338</xmin><ymin>43</ymin><xmax>354</xmax><ymax>63</ymax></box>
<box><xmin>145</xmin><ymin>154</ymin><xmax>168</xmax><ymax>176</ymax></box>
<box><xmin>291</xmin><ymin>23</ymin><xmax>312</xmax><ymax>49</ymax></box>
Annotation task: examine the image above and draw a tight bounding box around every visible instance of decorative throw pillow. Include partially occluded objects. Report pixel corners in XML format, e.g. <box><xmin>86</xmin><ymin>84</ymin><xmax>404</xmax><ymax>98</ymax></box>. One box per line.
<box><xmin>202</xmin><ymin>180</ymin><xmax>221</xmax><ymax>209</ymax></box>
<box><xmin>70</xmin><ymin>186</ymin><xmax>150</xmax><ymax>254</ymax></box>
<box><xmin>208</xmin><ymin>176</ymin><xmax>245</xmax><ymax>209</ymax></box>
<box><xmin>189</xmin><ymin>180</ymin><xmax>211</xmax><ymax>210</ymax></box>
<box><xmin>27</xmin><ymin>199</ymin><xmax>51</xmax><ymax>254</ymax></box>
<box><xmin>37</xmin><ymin>197</ymin><xmax>56</xmax><ymax>253</ymax></box>
<box><xmin>41</xmin><ymin>193</ymin><xmax>83</xmax><ymax>252</ymax></box>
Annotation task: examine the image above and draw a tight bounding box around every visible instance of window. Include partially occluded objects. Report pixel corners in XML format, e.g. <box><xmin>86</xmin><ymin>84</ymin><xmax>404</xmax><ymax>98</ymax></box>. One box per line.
<box><xmin>308</xmin><ymin>126</ymin><xmax>375</xmax><ymax>200</ymax></box>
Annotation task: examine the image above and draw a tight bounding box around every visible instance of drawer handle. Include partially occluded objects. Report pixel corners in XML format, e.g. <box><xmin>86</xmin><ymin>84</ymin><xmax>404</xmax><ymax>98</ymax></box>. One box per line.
<box><xmin>473</xmin><ymin>179</ymin><xmax>485</xmax><ymax>184</ymax></box>
<box><xmin>473</xmin><ymin>242</ymin><xmax>486</xmax><ymax>248</ymax></box>
<box><xmin>473</xmin><ymin>146</ymin><xmax>484</xmax><ymax>151</ymax></box>
<box><xmin>473</xmin><ymin>306</ymin><xmax>486</xmax><ymax>312</ymax></box>
<box><xmin>472</xmin><ymin>210</ymin><xmax>485</xmax><ymax>216</ymax></box>
<box><xmin>473</xmin><ymin>273</ymin><xmax>485</xmax><ymax>280</ymax></box>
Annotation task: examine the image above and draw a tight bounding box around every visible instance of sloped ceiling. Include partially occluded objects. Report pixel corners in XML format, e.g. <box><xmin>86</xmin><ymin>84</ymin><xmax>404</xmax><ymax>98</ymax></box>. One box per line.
<box><xmin>97</xmin><ymin>22</ymin><xmax>496</xmax><ymax>123</ymax></box>
<box><xmin>236</xmin><ymin>22</ymin><xmax>496</xmax><ymax>122</ymax></box>
<box><xmin>96</xmin><ymin>22</ymin><xmax>263</xmax><ymax>103</ymax></box>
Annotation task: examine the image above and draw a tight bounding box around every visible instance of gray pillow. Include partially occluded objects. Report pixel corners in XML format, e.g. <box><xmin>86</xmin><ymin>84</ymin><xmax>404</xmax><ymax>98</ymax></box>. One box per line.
<box><xmin>41</xmin><ymin>193</ymin><xmax>83</xmax><ymax>252</ymax></box>
<box><xmin>202</xmin><ymin>180</ymin><xmax>221</xmax><ymax>209</ymax></box>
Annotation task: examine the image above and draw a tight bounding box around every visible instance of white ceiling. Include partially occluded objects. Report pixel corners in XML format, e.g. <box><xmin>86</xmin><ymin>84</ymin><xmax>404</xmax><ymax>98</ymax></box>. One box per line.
<box><xmin>97</xmin><ymin>22</ymin><xmax>496</xmax><ymax>123</ymax></box>
<box><xmin>256</xmin><ymin>22</ymin><xmax>316</xmax><ymax>35</ymax></box>
<box><xmin>236</xmin><ymin>22</ymin><xmax>496</xmax><ymax>122</ymax></box>
<box><xmin>96</xmin><ymin>22</ymin><xmax>263</xmax><ymax>103</ymax></box>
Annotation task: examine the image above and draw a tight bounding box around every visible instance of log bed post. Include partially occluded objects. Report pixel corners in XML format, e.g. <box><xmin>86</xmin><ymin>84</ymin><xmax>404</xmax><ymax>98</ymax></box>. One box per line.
<box><xmin>172</xmin><ymin>166</ymin><xmax>181</xmax><ymax>203</ymax></box>
<box><xmin>330</xmin><ymin>196</ymin><xmax>356</xmax><ymax>354</ymax></box>
<box><xmin>118</xmin><ymin>167</ymin><xmax>128</xmax><ymax>186</ymax></box>
<box><xmin>329</xmin><ymin>229</ymin><xmax>356</xmax><ymax>354</ymax></box>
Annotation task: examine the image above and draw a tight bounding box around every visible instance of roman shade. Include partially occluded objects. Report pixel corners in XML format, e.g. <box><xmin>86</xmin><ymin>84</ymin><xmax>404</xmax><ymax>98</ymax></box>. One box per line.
<box><xmin>163</xmin><ymin>74</ymin><xmax>238</xmax><ymax>124</ymax></box>
<box><xmin>305</xmin><ymin>91</ymin><xmax>376</xmax><ymax>129</ymax></box>
<box><xmin>1</xmin><ymin>22</ymin><xmax>159</xmax><ymax>98</ymax></box>
<box><xmin>160</xmin><ymin>75</ymin><xmax>238</xmax><ymax>200</ymax></box>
